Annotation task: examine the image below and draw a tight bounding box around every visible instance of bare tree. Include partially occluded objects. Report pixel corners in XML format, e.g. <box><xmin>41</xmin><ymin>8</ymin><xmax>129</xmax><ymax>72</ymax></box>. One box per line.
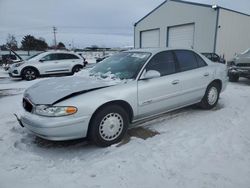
<box><xmin>6</xmin><ymin>34</ymin><xmax>18</xmax><ymax>50</ymax></box>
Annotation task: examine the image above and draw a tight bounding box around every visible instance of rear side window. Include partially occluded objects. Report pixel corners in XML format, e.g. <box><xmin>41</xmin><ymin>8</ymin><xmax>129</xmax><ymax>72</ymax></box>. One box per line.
<box><xmin>175</xmin><ymin>50</ymin><xmax>198</xmax><ymax>72</ymax></box>
<box><xmin>57</xmin><ymin>53</ymin><xmax>80</xmax><ymax>60</ymax></box>
<box><xmin>195</xmin><ymin>54</ymin><xmax>207</xmax><ymax>67</ymax></box>
<box><xmin>145</xmin><ymin>51</ymin><xmax>176</xmax><ymax>76</ymax></box>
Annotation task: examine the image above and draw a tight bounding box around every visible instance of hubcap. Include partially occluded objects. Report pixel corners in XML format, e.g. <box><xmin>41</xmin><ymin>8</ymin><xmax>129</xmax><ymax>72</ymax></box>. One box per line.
<box><xmin>99</xmin><ymin>113</ymin><xmax>124</xmax><ymax>141</ymax></box>
<box><xmin>25</xmin><ymin>70</ymin><xmax>36</xmax><ymax>80</ymax></box>
<box><xmin>74</xmin><ymin>67</ymin><xmax>80</xmax><ymax>72</ymax></box>
<box><xmin>208</xmin><ymin>87</ymin><xmax>218</xmax><ymax>105</ymax></box>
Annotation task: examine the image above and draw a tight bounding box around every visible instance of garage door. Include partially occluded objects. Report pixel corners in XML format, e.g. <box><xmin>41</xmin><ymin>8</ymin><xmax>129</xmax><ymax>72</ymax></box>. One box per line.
<box><xmin>168</xmin><ymin>24</ymin><xmax>195</xmax><ymax>49</ymax></box>
<box><xmin>140</xmin><ymin>29</ymin><xmax>160</xmax><ymax>48</ymax></box>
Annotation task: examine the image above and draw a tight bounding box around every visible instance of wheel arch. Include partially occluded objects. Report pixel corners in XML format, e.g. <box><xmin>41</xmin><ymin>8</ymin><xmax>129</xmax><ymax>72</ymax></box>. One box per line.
<box><xmin>87</xmin><ymin>100</ymin><xmax>134</xmax><ymax>136</ymax></box>
<box><xmin>21</xmin><ymin>66</ymin><xmax>40</xmax><ymax>76</ymax></box>
<box><xmin>72</xmin><ymin>64</ymin><xmax>83</xmax><ymax>71</ymax></box>
<box><xmin>209</xmin><ymin>79</ymin><xmax>222</xmax><ymax>92</ymax></box>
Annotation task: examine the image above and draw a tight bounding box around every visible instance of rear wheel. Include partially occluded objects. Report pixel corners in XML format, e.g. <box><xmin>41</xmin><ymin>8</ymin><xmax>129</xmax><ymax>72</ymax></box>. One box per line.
<box><xmin>199</xmin><ymin>82</ymin><xmax>220</xmax><ymax>109</ymax></box>
<box><xmin>88</xmin><ymin>105</ymin><xmax>129</xmax><ymax>147</ymax></box>
<box><xmin>72</xmin><ymin>65</ymin><xmax>83</xmax><ymax>74</ymax></box>
<box><xmin>228</xmin><ymin>74</ymin><xmax>239</xmax><ymax>82</ymax></box>
<box><xmin>22</xmin><ymin>68</ymin><xmax>38</xmax><ymax>81</ymax></box>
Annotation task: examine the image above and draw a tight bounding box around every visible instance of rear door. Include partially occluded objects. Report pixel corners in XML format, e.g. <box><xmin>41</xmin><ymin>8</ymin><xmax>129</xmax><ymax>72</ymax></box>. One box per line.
<box><xmin>58</xmin><ymin>53</ymin><xmax>81</xmax><ymax>72</ymax></box>
<box><xmin>137</xmin><ymin>51</ymin><xmax>182</xmax><ymax>118</ymax></box>
<box><xmin>37</xmin><ymin>53</ymin><xmax>61</xmax><ymax>74</ymax></box>
<box><xmin>173</xmin><ymin>50</ymin><xmax>212</xmax><ymax>105</ymax></box>
<box><xmin>59</xmin><ymin>53</ymin><xmax>82</xmax><ymax>72</ymax></box>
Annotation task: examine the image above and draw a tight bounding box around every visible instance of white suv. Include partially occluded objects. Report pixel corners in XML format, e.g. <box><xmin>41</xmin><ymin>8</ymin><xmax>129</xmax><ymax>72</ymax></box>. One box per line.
<box><xmin>8</xmin><ymin>51</ymin><xmax>85</xmax><ymax>80</ymax></box>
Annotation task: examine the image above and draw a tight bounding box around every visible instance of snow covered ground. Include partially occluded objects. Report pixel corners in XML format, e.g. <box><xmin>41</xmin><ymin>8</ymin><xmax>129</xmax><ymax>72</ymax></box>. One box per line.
<box><xmin>0</xmin><ymin>67</ymin><xmax>250</xmax><ymax>188</ymax></box>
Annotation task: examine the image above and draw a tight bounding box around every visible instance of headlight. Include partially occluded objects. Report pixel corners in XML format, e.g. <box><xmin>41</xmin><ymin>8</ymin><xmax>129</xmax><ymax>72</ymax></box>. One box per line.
<box><xmin>15</xmin><ymin>63</ymin><xmax>24</xmax><ymax>67</ymax></box>
<box><xmin>35</xmin><ymin>105</ymin><xmax>77</xmax><ymax>117</ymax></box>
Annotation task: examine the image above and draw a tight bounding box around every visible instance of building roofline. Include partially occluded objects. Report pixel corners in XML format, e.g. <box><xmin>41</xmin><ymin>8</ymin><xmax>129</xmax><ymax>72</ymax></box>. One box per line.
<box><xmin>219</xmin><ymin>7</ymin><xmax>250</xmax><ymax>17</ymax></box>
<box><xmin>134</xmin><ymin>0</ymin><xmax>250</xmax><ymax>26</ymax></box>
<box><xmin>134</xmin><ymin>0</ymin><xmax>168</xmax><ymax>27</ymax></box>
<box><xmin>171</xmin><ymin>0</ymin><xmax>212</xmax><ymax>8</ymax></box>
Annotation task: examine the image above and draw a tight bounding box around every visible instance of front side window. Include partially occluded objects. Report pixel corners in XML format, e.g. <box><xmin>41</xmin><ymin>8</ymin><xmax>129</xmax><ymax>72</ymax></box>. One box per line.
<box><xmin>90</xmin><ymin>52</ymin><xmax>151</xmax><ymax>79</ymax></box>
<box><xmin>145</xmin><ymin>51</ymin><xmax>176</xmax><ymax>76</ymax></box>
<box><xmin>175</xmin><ymin>50</ymin><xmax>198</xmax><ymax>72</ymax></box>
<box><xmin>40</xmin><ymin>54</ymin><xmax>58</xmax><ymax>61</ymax></box>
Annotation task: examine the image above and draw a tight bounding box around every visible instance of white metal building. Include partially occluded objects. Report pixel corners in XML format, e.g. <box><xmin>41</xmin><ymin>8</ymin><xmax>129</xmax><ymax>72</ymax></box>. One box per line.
<box><xmin>134</xmin><ymin>0</ymin><xmax>250</xmax><ymax>60</ymax></box>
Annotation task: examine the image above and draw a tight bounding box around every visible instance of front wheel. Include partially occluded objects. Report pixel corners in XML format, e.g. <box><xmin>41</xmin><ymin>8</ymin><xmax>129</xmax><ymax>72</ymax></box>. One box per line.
<box><xmin>88</xmin><ymin>105</ymin><xmax>129</xmax><ymax>147</ymax></box>
<box><xmin>22</xmin><ymin>68</ymin><xmax>38</xmax><ymax>81</ymax></box>
<box><xmin>199</xmin><ymin>83</ymin><xmax>220</xmax><ymax>109</ymax></box>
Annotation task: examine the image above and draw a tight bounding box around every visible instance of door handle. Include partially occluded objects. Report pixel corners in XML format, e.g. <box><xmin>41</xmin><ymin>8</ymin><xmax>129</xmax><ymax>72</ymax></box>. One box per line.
<box><xmin>204</xmin><ymin>73</ymin><xmax>209</xmax><ymax>77</ymax></box>
<box><xmin>171</xmin><ymin>80</ymin><xmax>180</xmax><ymax>85</ymax></box>
<box><xmin>54</xmin><ymin>62</ymin><xmax>59</xmax><ymax>64</ymax></box>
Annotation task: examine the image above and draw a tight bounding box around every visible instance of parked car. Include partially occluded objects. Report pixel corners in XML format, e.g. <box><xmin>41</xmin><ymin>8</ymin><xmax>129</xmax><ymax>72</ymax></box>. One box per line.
<box><xmin>96</xmin><ymin>55</ymin><xmax>110</xmax><ymax>63</ymax></box>
<box><xmin>201</xmin><ymin>53</ymin><xmax>226</xmax><ymax>64</ymax></box>
<box><xmin>8</xmin><ymin>51</ymin><xmax>85</xmax><ymax>80</ymax></box>
<box><xmin>16</xmin><ymin>48</ymin><xmax>227</xmax><ymax>147</ymax></box>
<box><xmin>228</xmin><ymin>49</ymin><xmax>250</xmax><ymax>82</ymax></box>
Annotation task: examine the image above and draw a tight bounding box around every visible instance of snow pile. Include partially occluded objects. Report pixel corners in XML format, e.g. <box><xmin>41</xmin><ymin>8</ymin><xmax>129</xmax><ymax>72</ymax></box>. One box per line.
<box><xmin>0</xmin><ymin>77</ymin><xmax>250</xmax><ymax>188</ymax></box>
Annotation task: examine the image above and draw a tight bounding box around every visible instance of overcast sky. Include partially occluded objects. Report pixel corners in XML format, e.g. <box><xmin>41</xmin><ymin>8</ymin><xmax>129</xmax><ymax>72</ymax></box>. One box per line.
<box><xmin>0</xmin><ymin>0</ymin><xmax>249</xmax><ymax>48</ymax></box>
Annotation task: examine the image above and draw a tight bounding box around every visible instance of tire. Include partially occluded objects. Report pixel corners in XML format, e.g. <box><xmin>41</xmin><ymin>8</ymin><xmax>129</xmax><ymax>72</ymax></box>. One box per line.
<box><xmin>72</xmin><ymin>65</ymin><xmax>83</xmax><ymax>74</ymax></box>
<box><xmin>199</xmin><ymin>82</ymin><xmax>220</xmax><ymax>110</ymax></box>
<box><xmin>88</xmin><ymin>105</ymin><xmax>129</xmax><ymax>147</ymax></box>
<box><xmin>22</xmin><ymin>68</ymin><xmax>38</xmax><ymax>81</ymax></box>
<box><xmin>228</xmin><ymin>74</ymin><xmax>239</xmax><ymax>82</ymax></box>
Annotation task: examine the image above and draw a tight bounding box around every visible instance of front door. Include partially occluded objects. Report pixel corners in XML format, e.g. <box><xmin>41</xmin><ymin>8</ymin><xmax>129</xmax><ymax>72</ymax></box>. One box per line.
<box><xmin>38</xmin><ymin>53</ymin><xmax>68</xmax><ymax>74</ymax></box>
<box><xmin>137</xmin><ymin>51</ymin><xmax>182</xmax><ymax>119</ymax></box>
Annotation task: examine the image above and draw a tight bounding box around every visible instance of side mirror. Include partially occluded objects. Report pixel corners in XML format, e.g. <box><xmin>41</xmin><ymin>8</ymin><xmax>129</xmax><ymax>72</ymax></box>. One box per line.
<box><xmin>141</xmin><ymin>70</ymin><xmax>161</xmax><ymax>80</ymax></box>
<box><xmin>39</xmin><ymin>59</ymin><xmax>45</xmax><ymax>63</ymax></box>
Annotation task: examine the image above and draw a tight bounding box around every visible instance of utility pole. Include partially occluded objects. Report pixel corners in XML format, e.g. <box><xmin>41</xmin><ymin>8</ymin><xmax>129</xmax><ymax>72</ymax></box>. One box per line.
<box><xmin>53</xmin><ymin>26</ymin><xmax>57</xmax><ymax>49</ymax></box>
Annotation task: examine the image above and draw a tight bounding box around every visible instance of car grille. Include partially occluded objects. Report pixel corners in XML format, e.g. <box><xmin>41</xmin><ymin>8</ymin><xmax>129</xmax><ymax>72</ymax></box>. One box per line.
<box><xmin>23</xmin><ymin>98</ymin><xmax>33</xmax><ymax>112</ymax></box>
<box><xmin>237</xmin><ymin>63</ymin><xmax>250</xmax><ymax>67</ymax></box>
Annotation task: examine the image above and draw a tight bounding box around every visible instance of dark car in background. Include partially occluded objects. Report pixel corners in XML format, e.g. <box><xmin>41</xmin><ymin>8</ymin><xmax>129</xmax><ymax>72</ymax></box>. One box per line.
<box><xmin>96</xmin><ymin>55</ymin><xmax>110</xmax><ymax>63</ymax></box>
<box><xmin>202</xmin><ymin>53</ymin><xmax>226</xmax><ymax>64</ymax></box>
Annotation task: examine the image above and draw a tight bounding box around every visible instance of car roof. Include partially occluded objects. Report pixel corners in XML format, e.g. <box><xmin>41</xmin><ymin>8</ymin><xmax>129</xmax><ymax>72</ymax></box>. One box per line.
<box><xmin>33</xmin><ymin>51</ymin><xmax>81</xmax><ymax>58</ymax></box>
<box><xmin>127</xmin><ymin>48</ymin><xmax>197</xmax><ymax>55</ymax></box>
<box><xmin>44</xmin><ymin>51</ymin><xmax>78</xmax><ymax>55</ymax></box>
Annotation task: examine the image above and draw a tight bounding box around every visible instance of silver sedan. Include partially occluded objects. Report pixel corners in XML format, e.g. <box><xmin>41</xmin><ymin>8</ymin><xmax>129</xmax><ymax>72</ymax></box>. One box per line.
<box><xmin>18</xmin><ymin>48</ymin><xmax>228</xmax><ymax>147</ymax></box>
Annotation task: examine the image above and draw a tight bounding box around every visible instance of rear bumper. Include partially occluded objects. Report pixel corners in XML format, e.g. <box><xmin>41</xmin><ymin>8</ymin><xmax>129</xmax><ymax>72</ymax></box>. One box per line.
<box><xmin>228</xmin><ymin>67</ymin><xmax>250</xmax><ymax>78</ymax></box>
<box><xmin>20</xmin><ymin>111</ymin><xmax>91</xmax><ymax>141</ymax></box>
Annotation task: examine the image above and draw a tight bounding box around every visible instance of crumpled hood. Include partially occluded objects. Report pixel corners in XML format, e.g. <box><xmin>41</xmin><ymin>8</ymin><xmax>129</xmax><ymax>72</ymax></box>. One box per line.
<box><xmin>24</xmin><ymin>76</ymin><xmax>116</xmax><ymax>105</ymax></box>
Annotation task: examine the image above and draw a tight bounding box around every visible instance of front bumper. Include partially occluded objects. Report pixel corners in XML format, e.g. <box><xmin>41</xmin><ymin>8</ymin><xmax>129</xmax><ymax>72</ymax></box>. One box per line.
<box><xmin>8</xmin><ymin>68</ymin><xmax>21</xmax><ymax>78</ymax></box>
<box><xmin>19</xmin><ymin>111</ymin><xmax>91</xmax><ymax>141</ymax></box>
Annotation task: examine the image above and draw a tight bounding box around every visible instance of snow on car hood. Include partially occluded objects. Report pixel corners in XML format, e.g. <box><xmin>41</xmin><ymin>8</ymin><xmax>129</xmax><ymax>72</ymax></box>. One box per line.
<box><xmin>24</xmin><ymin>76</ymin><xmax>118</xmax><ymax>105</ymax></box>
